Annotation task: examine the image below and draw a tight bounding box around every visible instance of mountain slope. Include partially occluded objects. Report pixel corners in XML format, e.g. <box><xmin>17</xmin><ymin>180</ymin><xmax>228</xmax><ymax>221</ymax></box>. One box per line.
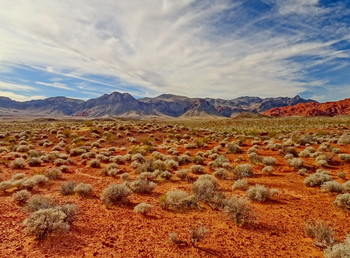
<box><xmin>263</xmin><ymin>98</ymin><xmax>350</xmax><ymax>117</ymax></box>
<box><xmin>0</xmin><ymin>92</ymin><xmax>316</xmax><ymax>118</ymax></box>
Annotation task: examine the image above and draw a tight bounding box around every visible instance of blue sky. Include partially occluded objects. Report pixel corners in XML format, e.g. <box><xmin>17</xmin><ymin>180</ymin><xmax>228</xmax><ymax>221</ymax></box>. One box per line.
<box><xmin>0</xmin><ymin>0</ymin><xmax>349</xmax><ymax>102</ymax></box>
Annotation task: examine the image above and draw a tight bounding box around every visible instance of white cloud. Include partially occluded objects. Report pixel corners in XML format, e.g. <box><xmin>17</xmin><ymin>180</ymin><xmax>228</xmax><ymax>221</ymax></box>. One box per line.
<box><xmin>36</xmin><ymin>81</ymin><xmax>73</xmax><ymax>91</ymax></box>
<box><xmin>0</xmin><ymin>81</ymin><xmax>36</xmax><ymax>92</ymax></box>
<box><xmin>0</xmin><ymin>90</ymin><xmax>45</xmax><ymax>101</ymax></box>
<box><xmin>0</xmin><ymin>0</ymin><xmax>349</xmax><ymax>99</ymax></box>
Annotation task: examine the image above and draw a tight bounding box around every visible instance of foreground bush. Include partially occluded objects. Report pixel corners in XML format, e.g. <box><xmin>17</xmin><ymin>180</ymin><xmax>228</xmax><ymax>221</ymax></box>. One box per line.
<box><xmin>324</xmin><ymin>235</ymin><xmax>350</xmax><ymax>258</ymax></box>
<box><xmin>129</xmin><ymin>179</ymin><xmax>156</xmax><ymax>194</ymax></box>
<box><xmin>193</xmin><ymin>175</ymin><xmax>218</xmax><ymax>202</ymax></box>
<box><xmin>25</xmin><ymin>196</ymin><xmax>55</xmax><ymax>212</ymax></box>
<box><xmin>101</xmin><ymin>184</ymin><xmax>132</xmax><ymax>207</ymax></box>
<box><xmin>334</xmin><ymin>193</ymin><xmax>350</xmax><ymax>210</ymax></box>
<box><xmin>321</xmin><ymin>181</ymin><xmax>344</xmax><ymax>193</ymax></box>
<box><xmin>133</xmin><ymin>203</ymin><xmax>153</xmax><ymax>215</ymax></box>
<box><xmin>223</xmin><ymin>195</ymin><xmax>252</xmax><ymax>225</ymax></box>
<box><xmin>23</xmin><ymin>204</ymin><xmax>77</xmax><ymax>240</ymax></box>
<box><xmin>246</xmin><ymin>184</ymin><xmax>278</xmax><ymax>202</ymax></box>
<box><xmin>305</xmin><ymin>220</ymin><xmax>335</xmax><ymax>247</ymax></box>
<box><xmin>160</xmin><ymin>190</ymin><xmax>198</xmax><ymax>211</ymax></box>
<box><xmin>12</xmin><ymin>189</ymin><xmax>31</xmax><ymax>204</ymax></box>
<box><xmin>234</xmin><ymin>164</ymin><xmax>253</xmax><ymax>179</ymax></box>
<box><xmin>304</xmin><ymin>172</ymin><xmax>332</xmax><ymax>187</ymax></box>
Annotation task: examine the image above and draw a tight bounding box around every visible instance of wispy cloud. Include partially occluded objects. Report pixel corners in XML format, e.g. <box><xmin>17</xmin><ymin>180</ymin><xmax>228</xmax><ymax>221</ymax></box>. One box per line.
<box><xmin>0</xmin><ymin>0</ymin><xmax>349</xmax><ymax>100</ymax></box>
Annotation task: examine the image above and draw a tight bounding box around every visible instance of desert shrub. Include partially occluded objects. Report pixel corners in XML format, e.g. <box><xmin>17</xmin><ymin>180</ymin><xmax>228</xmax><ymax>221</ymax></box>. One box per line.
<box><xmin>60</xmin><ymin>182</ymin><xmax>77</xmax><ymax>196</ymax></box>
<box><xmin>129</xmin><ymin>179</ymin><xmax>156</xmax><ymax>194</ymax></box>
<box><xmin>234</xmin><ymin>164</ymin><xmax>253</xmax><ymax>179</ymax></box>
<box><xmin>304</xmin><ymin>172</ymin><xmax>332</xmax><ymax>187</ymax></box>
<box><xmin>25</xmin><ymin>195</ymin><xmax>55</xmax><ymax>212</ymax></box>
<box><xmin>120</xmin><ymin>173</ymin><xmax>130</xmax><ymax>181</ymax></box>
<box><xmin>247</xmin><ymin>184</ymin><xmax>278</xmax><ymax>202</ymax></box>
<box><xmin>232</xmin><ymin>179</ymin><xmax>249</xmax><ymax>190</ymax></box>
<box><xmin>305</xmin><ymin>220</ymin><xmax>335</xmax><ymax>247</ymax></box>
<box><xmin>160</xmin><ymin>190</ymin><xmax>198</xmax><ymax>211</ymax></box>
<box><xmin>337</xmin><ymin>134</ymin><xmax>350</xmax><ymax>145</ymax></box>
<box><xmin>11</xmin><ymin>158</ymin><xmax>26</xmax><ymax>169</ymax></box>
<box><xmin>343</xmin><ymin>181</ymin><xmax>350</xmax><ymax>193</ymax></box>
<box><xmin>190</xmin><ymin>165</ymin><xmax>205</xmax><ymax>174</ymax></box>
<box><xmin>248</xmin><ymin>152</ymin><xmax>262</xmax><ymax>164</ymax></box>
<box><xmin>262</xmin><ymin>166</ymin><xmax>274</xmax><ymax>174</ymax></box>
<box><xmin>133</xmin><ymin>203</ymin><xmax>153</xmax><ymax>215</ymax></box>
<box><xmin>177</xmin><ymin>154</ymin><xmax>191</xmax><ymax>165</ymax></box>
<box><xmin>0</xmin><ymin>181</ymin><xmax>13</xmax><ymax>192</ymax></box>
<box><xmin>101</xmin><ymin>184</ymin><xmax>132</xmax><ymax>207</ymax></box>
<box><xmin>189</xmin><ymin>225</ymin><xmax>209</xmax><ymax>245</ymax></box>
<box><xmin>213</xmin><ymin>168</ymin><xmax>228</xmax><ymax>179</ymax></box>
<box><xmin>59</xmin><ymin>165</ymin><xmax>70</xmax><ymax>173</ymax></box>
<box><xmin>339</xmin><ymin>154</ymin><xmax>350</xmax><ymax>163</ymax></box>
<box><xmin>223</xmin><ymin>195</ymin><xmax>252</xmax><ymax>225</ymax></box>
<box><xmin>337</xmin><ymin>171</ymin><xmax>346</xmax><ymax>179</ymax></box>
<box><xmin>262</xmin><ymin>157</ymin><xmax>277</xmax><ymax>166</ymax></box>
<box><xmin>88</xmin><ymin>159</ymin><xmax>101</xmax><ymax>168</ymax></box>
<box><xmin>11</xmin><ymin>173</ymin><xmax>26</xmax><ymax>180</ymax></box>
<box><xmin>45</xmin><ymin>169</ymin><xmax>62</xmax><ymax>180</ymax></box>
<box><xmin>28</xmin><ymin>157</ymin><xmax>43</xmax><ymax>167</ymax></box>
<box><xmin>193</xmin><ymin>175</ymin><xmax>218</xmax><ymax>202</ymax></box>
<box><xmin>321</xmin><ymin>181</ymin><xmax>344</xmax><ymax>193</ymax></box>
<box><xmin>288</xmin><ymin>158</ymin><xmax>304</xmax><ymax>169</ymax></box>
<box><xmin>13</xmin><ymin>189</ymin><xmax>31</xmax><ymax>204</ymax></box>
<box><xmin>21</xmin><ymin>179</ymin><xmax>37</xmax><ymax>190</ymax></box>
<box><xmin>23</xmin><ymin>204</ymin><xmax>77</xmax><ymax>240</ymax></box>
<box><xmin>175</xmin><ymin>169</ymin><xmax>189</xmax><ymax>180</ymax></box>
<box><xmin>334</xmin><ymin>193</ymin><xmax>350</xmax><ymax>210</ymax></box>
<box><xmin>324</xmin><ymin>235</ymin><xmax>350</xmax><ymax>258</ymax></box>
<box><xmin>32</xmin><ymin>175</ymin><xmax>49</xmax><ymax>185</ymax></box>
<box><xmin>226</xmin><ymin>143</ymin><xmax>242</xmax><ymax>154</ymax></box>
<box><xmin>164</xmin><ymin>160</ymin><xmax>179</xmax><ymax>171</ymax></box>
<box><xmin>102</xmin><ymin>163</ymin><xmax>120</xmax><ymax>176</ymax></box>
<box><xmin>54</xmin><ymin>158</ymin><xmax>69</xmax><ymax>166</ymax></box>
<box><xmin>160</xmin><ymin>171</ymin><xmax>172</xmax><ymax>180</ymax></box>
<box><xmin>74</xmin><ymin>183</ymin><xmax>93</xmax><ymax>197</ymax></box>
<box><xmin>192</xmin><ymin>155</ymin><xmax>205</xmax><ymax>165</ymax></box>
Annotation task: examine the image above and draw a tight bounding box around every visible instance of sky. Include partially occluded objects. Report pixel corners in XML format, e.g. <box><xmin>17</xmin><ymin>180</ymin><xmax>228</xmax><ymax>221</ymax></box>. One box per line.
<box><xmin>0</xmin><ymin>0</ymin><xmax>349</xmax><ymax>102</ymax></box>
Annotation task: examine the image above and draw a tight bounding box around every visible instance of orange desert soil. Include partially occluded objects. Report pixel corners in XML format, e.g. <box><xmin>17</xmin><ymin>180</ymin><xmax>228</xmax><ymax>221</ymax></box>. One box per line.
<box><xmin>0</xmin><ymin>129</ymin><xmax>349</xmax><ymax>258</ymax></box>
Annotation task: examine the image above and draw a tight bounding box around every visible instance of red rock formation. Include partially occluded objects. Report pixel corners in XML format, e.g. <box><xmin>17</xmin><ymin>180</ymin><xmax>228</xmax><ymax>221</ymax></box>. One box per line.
<box><xmin>263</xmin><ymin>98</ymin><xmax>350</xmax><ymax>117</ymax></box>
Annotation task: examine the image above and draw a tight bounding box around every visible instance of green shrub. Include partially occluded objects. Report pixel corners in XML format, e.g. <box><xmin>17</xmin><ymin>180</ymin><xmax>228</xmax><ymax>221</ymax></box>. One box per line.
<box><xmin>213</xmin><ymin>168</ymin><xmax>228</xmax><ymax>179</ymax></box>
<box><xmin>45</xmin><ymin>169</ymin><xmax>62</xmax><ymax>180</ymax></box>
<box><xmin>262</xmin><ymin>157</ymin><xmax>277</xmax><ymax>166</ymax></box>
<box><xmin>190</xmin><ymin>165</ymin><xmax>205</xmax><ymax>175</ymax></box>
<box><xmin>223</xmin><ymin>195</ymin><xmax>252</xmax><ymax>225</ymax></box>
<box><xmin>226</xmin><ymin>143</ymin><xmax>242</xmax><ymax>154</ymax></box>
<box><xmin>11</xmin><ymin>158</ymin><xmax>26</xmax><ymax>169</ymax></box>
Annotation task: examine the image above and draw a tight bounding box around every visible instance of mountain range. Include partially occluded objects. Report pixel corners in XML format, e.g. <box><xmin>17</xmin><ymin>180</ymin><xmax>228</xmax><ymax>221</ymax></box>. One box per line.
<box><xmin>263</xmin><ymin>98</ymin><xmax>350</xmax><ymax>117</ymax></box>
<box><xmin>0</xmin><ymin>92</ymin><xmax>316</xmax><ymax>118</ymax></box>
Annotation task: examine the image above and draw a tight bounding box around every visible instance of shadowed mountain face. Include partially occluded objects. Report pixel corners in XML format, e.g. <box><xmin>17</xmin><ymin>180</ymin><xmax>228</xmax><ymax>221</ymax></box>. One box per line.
<box><xmin>0</xmin><ymin>92</ymin><xmax>316</xmax><ymax>117</ymax></box>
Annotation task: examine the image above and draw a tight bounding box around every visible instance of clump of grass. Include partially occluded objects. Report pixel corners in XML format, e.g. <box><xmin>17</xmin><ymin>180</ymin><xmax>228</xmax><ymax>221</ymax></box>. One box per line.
<box><xmin>25</xmin><ymin>195</ymin><xmax>55</xmax><ymax>212</ymax></box>
<box><xmin>337</xmin><ymin>171</ymin><xmax>346</xmax><ymax>179</ymax></box>
<box><xmin>160</xmin><ymin>190</ymin><xmax>198</xmax><ymax>211</ymax></box>
<box><xmin>190</xmin><ymin>165</ymin><xmax>205</xmax><ymax>174</ymax></box>
<box><xmin>321</xmin><ymin>181</ymin><xmax>344</xmax><ymax>193</ymax></box>
<box><xmin>60</xmin><ymin>182</ymin><xmax>77</xmax><ymax>196</ymax></box>
<box><xmin>334</xmin><ymin>193</ymin><xmax>350</xmax><ymax>210</ymax></box>
<box><xmin>262</xmin><ymin>157</ymin><xmax>277</xmax><ymax>166</ymax></box>
<box><xmin>305</xmin><ymin>220</ymin><xmax>335</xmax><ymax>247</ymax></box>
<box><xmin>133</xmin><ymin>203</ymin><xmax>153</xmax><ymax>215</ymax></box>
<box><xmin>193</xmin><ymin>175</ymin><xmax>218</xmax><ymax>202</ymax></box>
<box><xmin>101</xmin><ymin>184</ymin><xmax>132</xmax><ymax>207</ymax></box>
<box><xmin>45</xmin><ymin>169</ymin><xmax>62</xmax><ymax>180</ymax></box>
<box><xmin>23</xmin><ymin>204</ymin><xmax>77</xmax><ymax>240</ymax></box>
<box><xmin>234</xmin><ymin>164</ymin><xmax>253</xmax><ymax>179</ymax></box>
<box><xmin>246</xmin><ymin>184</ymin><xmax>278</xmax><ymax>202</ymax></box>
<box><xmin>226</xmin><ymin>143</ymin><xmax>242</xmax><ymax>154</ymax></box>
<box><xmin>11</xmin><ymin>158</ymin><xmax>26</xmax><ymax>169</ymax></box>
<box><xmin>304</xmin><ymin>172</ymin><xmax>332</xmax><ymax>187</ymax></box>
<box><xmin>189</xmin><ymin>225</ymin><xmax>209</xmax><ymax>245</ymax></box>
<box><xmin>324</xmin><ymin>235</ymin><xmax>350</xmax><ymax>258</ymax></box>
<box><xmin>73</xmin><ymin>183</ymin><xmax>94</xmax><ymax>197</ymax></box>
<box><xmin>175</xmin><ymin>169</ymin><xmax>189</xmax><ymax>180</ymax></box>
<box><xmin>232</xmin><ymin>179</ymin><xmax>249</xmax><ymax>190</ymax></box>
<box><xmin>12</xmin><ymin>189</ymin><xmax>31</xmax><ymax>204</ymax></box>
<box><xmin>129</xmin><ymin>179</ymin><xmax>157</xmax><ymax>194</ymax></box>
<box><xmin>88</xmin><ymin>159</ymin><xmax>101</xmax><ymax>168</ymax></box>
